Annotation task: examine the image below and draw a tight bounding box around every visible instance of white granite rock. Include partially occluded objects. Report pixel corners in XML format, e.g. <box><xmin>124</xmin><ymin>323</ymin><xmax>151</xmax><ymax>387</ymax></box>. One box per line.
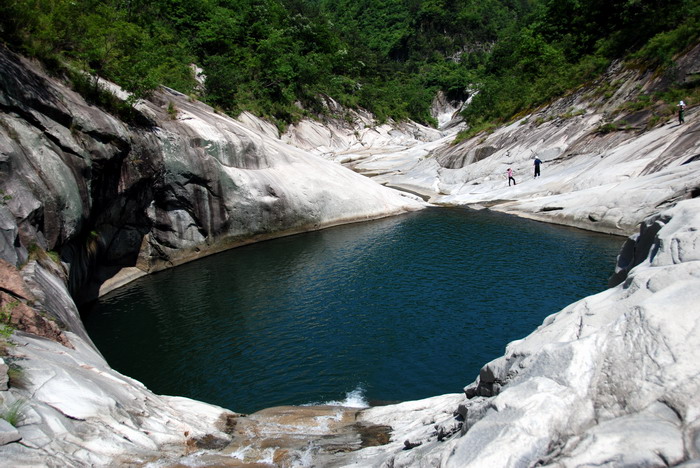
<box><xmin>2</xmin><ymin>40</ymin><xmax>700</xmax><ymax>468</ymax></box>
<box><xmin>0</xmin><ymin>245</ymin><xmax>237</xmax><ymax>466</ymax></box>
<box><xmin>335</xmin><ymin>198</ymin><xmax>700</xmax><ymax>467</ymax></box>
<box><xmin>0</xmin><ymin>47</ymin><xmax>425</xmax><ymax>302</ymax></box>
<box><xmin>1</xmin><ymin>330</ymin><xmax>237</xmax><ymax>466</ymax></box>
<box><xmin>0</xmin><ymin>419</ymin><xmax>21</xmax><ymax>446</ymax></box>
<box><xmin>283</xmin><ymin>47</ymin><xmax>700</xmax><ymax>238</ymax></box>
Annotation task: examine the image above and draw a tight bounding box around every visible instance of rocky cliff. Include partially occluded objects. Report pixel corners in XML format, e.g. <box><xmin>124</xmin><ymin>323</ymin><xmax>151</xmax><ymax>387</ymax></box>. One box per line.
<box><xmin>297</xmin><ymin>45</ymin><xmax>700</xmax><ymax>238</ymax></box>
<box><xmin>0</xmin><ymin>46</ymin><xmax>423</xmax><ymax>304</ymax></box>
<box><xmin>1</xmin><ymin>38</ymin><xmax>700</xmax><ymax>467</ymax></box>
<box><xmin>0</xmin><ymin>45</ymin><xmax>422</xmax><ymax>465</ymax></box>
<box><xmin>332</xmin><ymin>197</ymin><xmax>700</xmax><ymax>467</ymax></box>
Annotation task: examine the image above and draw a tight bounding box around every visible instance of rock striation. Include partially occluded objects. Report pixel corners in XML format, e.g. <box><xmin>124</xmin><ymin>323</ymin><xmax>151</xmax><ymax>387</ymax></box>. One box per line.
<box><xmin>314</xmin><ymin>45</ymin><xmax>700</xmax><ymax>237</ymax></box>
<box><xmin>1</xmin><ymin>38</ymin><xmax>700</xmax><ymax>467</ymax></box>
<box><xmin>332</xmin><ymin>197</ymin><xmax>700</xmax><ymax>467</ymax></box>
<box><xmin>0</xmin><ymin>44</ymin><xmax>422</xmax><ymax>465</ymax></box>
<box><xmin>0</xmin><ymin>45</ymin><xmax>423</xmax><ymax>304</ymax></box>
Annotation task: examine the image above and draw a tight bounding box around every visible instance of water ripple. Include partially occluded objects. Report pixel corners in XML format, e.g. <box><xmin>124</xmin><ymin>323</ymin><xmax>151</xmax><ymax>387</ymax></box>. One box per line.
<box><xmin>84</xmin><ymin>208</ymin><xmax>623</xmax><ymax>413</ymax></box>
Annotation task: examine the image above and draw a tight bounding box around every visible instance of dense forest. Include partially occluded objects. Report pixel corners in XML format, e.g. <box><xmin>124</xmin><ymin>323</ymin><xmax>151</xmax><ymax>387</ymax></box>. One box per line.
<box><xmin>1</xmin><ymin>0</ymin><xmax>699</xmax><ymax>133</ymax></box>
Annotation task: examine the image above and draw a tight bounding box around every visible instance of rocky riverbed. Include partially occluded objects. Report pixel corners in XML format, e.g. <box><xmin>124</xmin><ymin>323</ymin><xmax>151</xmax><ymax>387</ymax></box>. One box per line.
<box><xmin>1</xmin><ymin>38</ymin><xmax>700</xmax><ymax>467</ymax></box>
<box><xmin>286</xmin><ymin>45</ymin><xmax>700</xmax><ymax>238</ymax></box>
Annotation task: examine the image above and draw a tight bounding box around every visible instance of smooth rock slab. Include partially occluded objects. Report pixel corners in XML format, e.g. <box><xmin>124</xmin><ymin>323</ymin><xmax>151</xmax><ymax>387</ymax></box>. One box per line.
<box><xmin>334</xmin><ymin>198</ymin><xmax>700</xmax><ymax>467</ymax></box>
<box><xmin>0</xmin><ymin>419</ymin><xmax>21</xmax><ymax>445</ymax></box>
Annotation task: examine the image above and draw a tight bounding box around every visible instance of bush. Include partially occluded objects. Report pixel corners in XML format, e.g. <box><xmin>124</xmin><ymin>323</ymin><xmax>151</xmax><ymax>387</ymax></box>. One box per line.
<box><xmin>596</xmin><ymin>121</ymin><xmax>630</xmax><ymax>134</ymax></box>
<box><xmin>0</xmin><ymin>301</ymin><xmax>18</xmax><ymax>341</ymax></box>
<box><xmin>630</xmin><ymin>23</ymin><xmax>700</xmax><ymax>69</ymax></box>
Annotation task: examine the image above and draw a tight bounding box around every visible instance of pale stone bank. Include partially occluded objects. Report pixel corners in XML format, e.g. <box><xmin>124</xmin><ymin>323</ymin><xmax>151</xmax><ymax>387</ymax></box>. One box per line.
<box><xmin>287</xmin><ymin>44</ymin><xmax>700</xmax><ymax>238</ymax></box>
<box><xmin>328</xmin><ymin>197</ymin><xmax>700</xmax><ymax>467</ymax></box>
<box><xmin>1</xmin><ymin>39</ymin><xmax>700</xmax><ymax>466</ymax></box>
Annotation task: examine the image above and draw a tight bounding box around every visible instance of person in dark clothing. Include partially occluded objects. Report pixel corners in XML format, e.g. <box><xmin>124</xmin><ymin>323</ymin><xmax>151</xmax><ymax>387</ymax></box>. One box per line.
<box><xmin>533</xmin><ymin>157</ymin><xmax>542</xmax><ymax>178</ymax></box>
<box><xmin>678</xmin><ymin>100</ymin><xmax>686</xmax><ymax>124</ymax></box>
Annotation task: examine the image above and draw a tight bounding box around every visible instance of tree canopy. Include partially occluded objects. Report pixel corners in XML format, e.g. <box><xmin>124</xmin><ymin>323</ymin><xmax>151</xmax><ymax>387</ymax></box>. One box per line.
<box><xmin>1</xmin><ymin>0</ymin><xmax>698</xmax><ymax>130</ymax></box>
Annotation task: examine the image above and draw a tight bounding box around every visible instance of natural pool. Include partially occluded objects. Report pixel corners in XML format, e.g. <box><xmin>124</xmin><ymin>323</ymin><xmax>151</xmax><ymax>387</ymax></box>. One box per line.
<box><xmin>84</xmin><ymin>207</ymin><xmax>623</xmax><ymax>414</ymax></box>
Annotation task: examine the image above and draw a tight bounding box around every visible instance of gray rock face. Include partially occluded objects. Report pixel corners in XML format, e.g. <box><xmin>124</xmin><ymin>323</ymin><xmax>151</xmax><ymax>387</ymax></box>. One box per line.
<box><xmin>0</xmin><ymin>206</ymin><xmax>27</xmax><ymax>266</ymax></box>
<box><xmin>2</xmin><ymin>39</ymin><xmax>700</xmax><ymax>467</ymax></box>
<box><xmin>320</xmin><ymin>44</ymin><xmax>700</xmax><ymax>237</ymax></box>
<box><xmin>0</xmin><ymin>46</ymin><xmax>422</xmax><ymax>303</ymax></box>
<box><xmin>0</xmin><ymin>419</ymin><xmax>21</xmax><ymax>445</ymax></box>
<box><xmin>0</xmin><ymin>45</ymin><xmax>424</xmax><ymax>466</ymax></box>
<box><xmin>0</xmin><ymin>358</ymin><xmax>8</xmax><ymax>391</ymax></box>
<box><xmin>334</xmin><ymin>198</ymin><xmax>700</xmax><ymax>467</ymax></box>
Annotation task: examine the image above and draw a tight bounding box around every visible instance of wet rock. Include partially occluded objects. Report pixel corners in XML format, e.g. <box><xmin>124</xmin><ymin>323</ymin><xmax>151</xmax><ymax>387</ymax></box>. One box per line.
<box><xmin>190</xmin><ymin>433</ymin><xmax>230</xmax><ymax>450</ymax></box>
<box><xmin>206</xmin><ymin>405</ymin><xmax>393</xmax><ymax>466</ymax></box>
<box><xmin>357</xmin><ymin>422</ymin><xmax>391</xmax><ymax>447</ymax></box>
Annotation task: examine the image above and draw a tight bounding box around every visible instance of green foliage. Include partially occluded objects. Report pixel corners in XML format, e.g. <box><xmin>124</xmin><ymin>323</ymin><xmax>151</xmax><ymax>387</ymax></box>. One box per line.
<box><xmin>0</xmin><ymin>301</ymin><xmax>18</xmax><ymax>340</ymax></box>
<box><xmin>26</xmin><ymin>244</ymin><xmax>62</xmax><ymax>267</ymax></box>
<box><xmin>0</xmin><ymin>399</ymin><xmax>26</xmax><ymax>427</ymax></box>
<box><xmin>66</xmin><ymin>68</ymin><xmax>144</xmax><ymax>122</ymax></box>
<box><xmin>645</xmin><ymin>85</ymin><xmax>700</xmax><ymax>128</ymax></box>
<box><xmin>6</xmin><ymin>364</ymin><xmax>26</xmax><ymax>389</ymax></box>
<box><xmin>458</xmin><ymin>0</ymin><xmax>699</xmax><ymax>134</ymax></box>
<box><xmin>630</xmin><ymin>16</ymin><xmax>700</xmax><ymax>69</ymax></box>
<box><xmin>453</xmin><ymin>119</ymin><xmax>497</xmax><ymax>143</ymax></box>
<box><xmin>561</xmin><ymin>108</ymin><xmax>586</xmax><ymax>119</ymax></box>
<box><xmin>0</xmin><ymin>190</ymin><xmax>12</xmax><ymax>204</ymax></box>
<box><xmin>596</xmin><ymin>120</ymin><xmax>630</xmax><ymax>134</ymax></box>
<box><xmin>167</xmin><ymin>102</ymin><xmax>178</xmax><ymax>120</ymax></box>
<box><xmin>0</xmin><ymin>0</ymin><xmax>195</xmax><ymax>99</ymax></box>
<box><xmin>617</xmin><ymin>93</ymin><xmax>653</xmax><ymax>114</ymax></box>
<box><xmin>1</xmin><ymin>0</ymin><xmax>698</xmax><ymax>130</ymax></box>
<box><xmin>46</xmin><ymin>251</ymin><xmax>61</xmax><ymax>264</ymax></box>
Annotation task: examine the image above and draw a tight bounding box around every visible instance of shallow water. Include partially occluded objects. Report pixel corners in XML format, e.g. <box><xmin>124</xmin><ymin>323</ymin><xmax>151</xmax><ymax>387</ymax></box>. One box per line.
<box><xmin>84</xmin><ymin>207</ymin><xmax>623</xmax><ymax>414</ymax></box>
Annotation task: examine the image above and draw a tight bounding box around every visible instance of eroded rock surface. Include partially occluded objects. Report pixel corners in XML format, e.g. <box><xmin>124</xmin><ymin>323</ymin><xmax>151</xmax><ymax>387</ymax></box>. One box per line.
<box><xmin>2</xmin><ymin>39</ymin><xmax>700</xmax><ymax>467</ymax></box>
<box><xmin>334</xmin><ymin>198</ymin><xmax>700</xmax><ymax>467</ymax></box>
<box><xmin>0</xmin><ymin>45</ymin><xmax>423</xmax><ymax>304</ymax></box>
<box><xmin>304</xmin><ymin>45</ymin><xmax>700</xmax><ymax>237</ymax></box>
<box><xmin>0</xmin><ymin>44</ymin><xmax>422</xmax><ymax>466</ymax></box>
<box><xmin>151</xmin><ymin>405</ymin><xmax>393</xmax><ymax>467</ymax></box>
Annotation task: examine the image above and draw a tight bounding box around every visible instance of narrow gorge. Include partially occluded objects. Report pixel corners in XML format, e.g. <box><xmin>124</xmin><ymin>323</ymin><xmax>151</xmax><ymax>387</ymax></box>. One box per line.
<box><xmin>1</xmin><ymin>37</ymin><xmax>700</xmax><ymax>468</ymax></box>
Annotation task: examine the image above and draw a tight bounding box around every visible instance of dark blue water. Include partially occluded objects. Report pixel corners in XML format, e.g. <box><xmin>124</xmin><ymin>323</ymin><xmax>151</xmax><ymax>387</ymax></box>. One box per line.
<box><xmin>84</xmin><ymin>208</ymin><xmax>623</xmax><ymax>414</ymax></box>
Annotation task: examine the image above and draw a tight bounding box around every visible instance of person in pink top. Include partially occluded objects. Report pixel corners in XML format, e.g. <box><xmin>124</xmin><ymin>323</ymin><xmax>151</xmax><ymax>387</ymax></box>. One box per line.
<box><xmin>506</xmin><ymin>168</ymin><xmax>516</xmax><ymax>186</ymax></box>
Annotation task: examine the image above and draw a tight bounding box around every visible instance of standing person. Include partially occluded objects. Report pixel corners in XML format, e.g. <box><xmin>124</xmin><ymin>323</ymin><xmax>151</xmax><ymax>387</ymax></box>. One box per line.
<box><xmin>507</xmin><ymin>168</ymin><xmax>516</xmax><ymax>186</ymax></box>
<box><xmin>678</xmin><ymin>100</ymin><xmax>686</xmax><ymax>124</ymax></box>
<box><xmin>533</xmin><ymin>157</ymin><xmax>542</xmax><ymax>178</ymax></box>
